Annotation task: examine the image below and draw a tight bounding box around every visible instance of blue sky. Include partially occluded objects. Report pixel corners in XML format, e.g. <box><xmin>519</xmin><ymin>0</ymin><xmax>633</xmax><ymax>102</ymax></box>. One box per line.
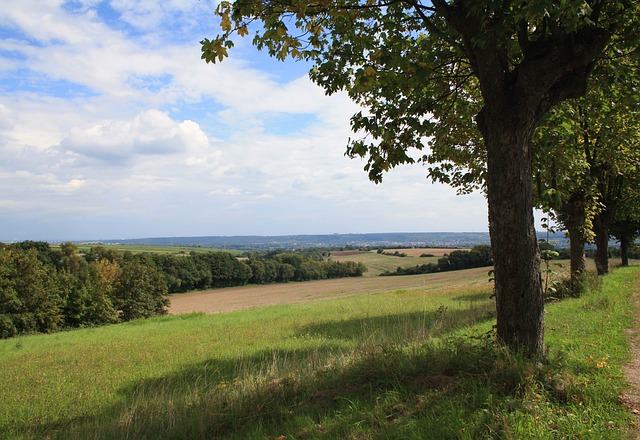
<box><xmin>0</xmin><ymin>0</ymin><xmax>490</xmax><ymax>242</ymax></box>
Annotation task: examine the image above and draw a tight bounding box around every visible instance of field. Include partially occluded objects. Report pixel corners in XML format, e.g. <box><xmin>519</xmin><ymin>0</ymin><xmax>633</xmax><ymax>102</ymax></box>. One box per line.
<box><xmin>1</xmin><ymin>263</ymin><xmax>638</xmax><ymax>439</ymax></box>
<box><xmin>329</xmin><ymin>248</ymin><xmax>460</xmax><ymax>276</ymax></box>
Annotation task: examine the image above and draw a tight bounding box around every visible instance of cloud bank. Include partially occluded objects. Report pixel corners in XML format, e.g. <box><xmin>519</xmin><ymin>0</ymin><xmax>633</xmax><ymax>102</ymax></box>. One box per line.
<box><xmin>0</xmin><ymin>0</ymin><xmax>488</xmax><ymax>241</ymax></box>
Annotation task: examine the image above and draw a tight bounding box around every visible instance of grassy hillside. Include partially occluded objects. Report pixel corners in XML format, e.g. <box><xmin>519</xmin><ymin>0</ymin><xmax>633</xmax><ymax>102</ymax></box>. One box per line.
<box><xmin>1</xmin><ymin>267</ymin><xmax>638</xmax><ymax>439</ymax></box>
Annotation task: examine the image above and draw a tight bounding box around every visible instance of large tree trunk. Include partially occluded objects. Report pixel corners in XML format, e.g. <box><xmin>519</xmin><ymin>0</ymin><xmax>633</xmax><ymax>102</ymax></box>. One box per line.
<box><xmin>568</xmin><ymin>228</ymin><xmax>586</xmax><ymax>293</ymax></box>
<box><xmin>620</xmin><ymin>235</ymin><xmax>629</xmax><ymax>267</ymax></box>
<box><xmin>564</xmin><ymin>191</ymin><xmax>587</xmax><ymax>295</ymax></box>
<box><xmin>569</xmin><ymin>229</ymin><xmax>587</xmax><ymax>297</ymax></box>
<box><xmin>445</xmin><ymin>3</ymin><xmax>610</xmax><ymax>360</ymax></box>
<box><xmin>479</xmin><ymin>108</ymin><xmax>545</xmax><ymax>359</ymax></box>
<box><xmin>593</xmin><ymin>212</ymin><xmax>609</xmax><ymax>275</ymax></box>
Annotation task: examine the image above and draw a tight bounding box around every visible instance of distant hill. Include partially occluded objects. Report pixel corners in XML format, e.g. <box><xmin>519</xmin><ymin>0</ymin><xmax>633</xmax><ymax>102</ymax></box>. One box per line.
<box><xmin>81</xmin><ymin>231</ymin><xmax>570</xmax><ymax>251</ymax></box>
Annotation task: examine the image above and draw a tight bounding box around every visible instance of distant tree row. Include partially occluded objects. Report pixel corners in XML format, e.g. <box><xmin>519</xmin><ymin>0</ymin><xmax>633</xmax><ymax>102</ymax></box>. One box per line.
<box><xmin>0</xmin><ymin>242</ymin><xmax>367</xmax><ymax>338</ymax></box>
<box><xmin>153</xmin><ymin>250</ymin><xmax>366</xmax><ymax>293</ymax></box>
<box><xmin>380</xmin><ymin>246</ymin><xmax>493</xmax><ymax>277</ymax></box>
<box><xmin>246</xmin><ymin>252</ymin><xmax>367</xmax><ymax>284</ymax></box>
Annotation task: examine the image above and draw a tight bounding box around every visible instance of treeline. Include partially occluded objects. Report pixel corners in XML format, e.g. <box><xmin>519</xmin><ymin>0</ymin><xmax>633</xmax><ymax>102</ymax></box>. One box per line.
<box><xmin>0</xmin><ymin>242</ymin><xmax>366</xmax><ymax>338</ymax></box>
<box><xmin>244</xmin><ymin>253</ymin><xmax>367</xmax><ymax>286</ymax></box>
<box><xmin>0</xmin><ymin>241</ymin><xmax>168</xmax><ymax>338</ymax></box>
<box><xmin>380</xmin><ymin>245</ymin><xmax>493</xmax><ymax>276</ymax></box>
<box><xmin>155</xmin><ymin>249</ymin><xmax>366</xmax><ymax>293</ymax></box>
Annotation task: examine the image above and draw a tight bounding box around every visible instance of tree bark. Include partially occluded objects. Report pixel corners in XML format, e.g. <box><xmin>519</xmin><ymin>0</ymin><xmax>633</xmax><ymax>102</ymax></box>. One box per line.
<box><xmin>563</xmin><ymin>191</ymin><xmax>587</xmax><ymax>295</ymax></box>
<box><xmin>568</xmin><ymin>228</ymin><xmax>586</xmax><ymax>294</ymax></box>
<box><xmin>479</xmin><ymin>107</ymin><xmax>545</xmax><ymax>359</ymax></box>
<box><xmin>620</xmin><ymin>235</ymin><xmax>629</xmax><ymax>267</ymax></box>
<box><xmin>593</xmin><ymin>212</ymin><xmax>609</xmax><ymax>275</ymax></box>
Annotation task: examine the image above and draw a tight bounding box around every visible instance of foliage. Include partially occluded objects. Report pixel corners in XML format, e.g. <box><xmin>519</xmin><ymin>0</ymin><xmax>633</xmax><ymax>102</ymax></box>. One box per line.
<box><xmin>611</xmin><ymin>243</ymin><xmax>640</xmax><ymax>260</ymax></box>
<box><xmin>381</xmin><ymin>250</ymin><xmax>407</xmax><ymax>257</ymax></box>
<box><xmin>0</xmin><ymin>243</ymin><xmax>169</xmax><ymax>338</ymax></box>
<box><xmin>113</xmin><ymin>263</ymin><xmax>169</xmax><ymax>321</ymax></box>
<box><xmin>202</xmin><ymin>0</ymin><xmax>638</xmax><ymax>196</ymax></box>
<box><xmin>533</xmin><ymin>42</ymin><xmax>640</xmax><ymax>277</ymax></box>
<box><xmin>0</xmin><ymin>249</ymin><xmax>64</xmax><ymax>338</ymax></box>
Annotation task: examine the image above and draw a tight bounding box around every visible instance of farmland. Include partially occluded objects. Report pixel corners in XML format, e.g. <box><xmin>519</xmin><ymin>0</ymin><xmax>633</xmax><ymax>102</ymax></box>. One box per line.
<box><xmin>169</xmin><ymin>265</ymin><xmax>491</xmax><ymax>314</ymax></box>
<box><xmin>169</xmin><ymin>248</ymin><xmax>486</xmax><ymax>314</ymax></box>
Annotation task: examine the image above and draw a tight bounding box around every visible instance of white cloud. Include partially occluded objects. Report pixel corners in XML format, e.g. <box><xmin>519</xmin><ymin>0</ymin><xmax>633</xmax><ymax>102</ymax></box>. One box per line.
<box><xmin>59</xmin><ymin>109</ymin><xmax>209</xmax><ymax>163</ymax></box>
<box><xmin>0</xmin><ymin>104</ymin><xmax>14</xmax><ymax>131</ymax></box>
<box><xmin>0</xmin><ymin>0</ymin><xmax>491</xmax><ymax>241</ymax></box>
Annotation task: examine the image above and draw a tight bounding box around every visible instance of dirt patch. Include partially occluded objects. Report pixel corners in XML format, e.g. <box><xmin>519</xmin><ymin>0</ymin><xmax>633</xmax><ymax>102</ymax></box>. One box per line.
<box><xmin>168</xmin><ymin>266</ymin><xmax>490</xmax><ymax>315</ymax></box>
<box><xmin>622</xmin><ymin>288</ymin><xmax>640</xmax><ymax>435</ymax></box>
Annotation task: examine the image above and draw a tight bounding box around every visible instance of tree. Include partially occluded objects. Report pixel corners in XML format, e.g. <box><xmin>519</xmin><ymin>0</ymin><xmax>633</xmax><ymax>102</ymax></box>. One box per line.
<box><xmin>533</xmin><ymin>105</ymin><xmax>593</xmax><ymax>295</ymax></box>
<box><xmin>534</xmin><ymin>44</ymin><xmax>640</xmax><ymax>283</ymax></box>
<box><xmin>85</xmin><ymin>259</ymin><xmax>120</xmax><ymax>325</ymax></box>
<box><xmin>603</xmin><ymin>156</ymin><xmax>640</xmax><ymax>269</ymax></box>
<box><xmin>610</xmin><ymin>217</ymin><xmax>640</xmax><ymax>266</ymax></box>
<box><xmin>585</xmin><ymin>67</ymin><xmax>640</xmax><ymax>274</ymax></box>
<box><xmin>0</xmin><ymin>249</ymin><xmax>64</xmax><ymax>337</ymax></box>
<box><xmin>113</xmin><ymin>263</ymin><xmax>169</xmax><ymax>321</ymax></box>
<box><xmin>203</xmin><ymin>1</ymin><xmax>639</xmax><ymax>357</ymax></box>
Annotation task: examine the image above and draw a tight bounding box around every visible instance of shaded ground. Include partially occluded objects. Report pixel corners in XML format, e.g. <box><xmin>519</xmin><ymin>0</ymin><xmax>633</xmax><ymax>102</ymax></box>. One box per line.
<box><xmin>168</xmin><ymin>266</ymin><xmax>490</xmax><ymax>315</ymax></box>
<box><xmin>169</xmin><ymin>265</ymin><xmax>640</xmax><ymax>434</ymax></box>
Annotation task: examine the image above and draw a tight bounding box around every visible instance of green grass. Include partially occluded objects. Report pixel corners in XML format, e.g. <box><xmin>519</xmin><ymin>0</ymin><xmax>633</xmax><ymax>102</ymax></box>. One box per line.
<box><xmin>1</xmin><ymin>268</ymin><xmax>638</xmax><ymax>439</ymax></box>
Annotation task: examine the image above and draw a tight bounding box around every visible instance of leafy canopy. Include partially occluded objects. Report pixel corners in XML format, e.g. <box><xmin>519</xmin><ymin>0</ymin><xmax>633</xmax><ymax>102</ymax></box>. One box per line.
<box><xmin>533</xmin><ymin>45</ymin><xmax>640</xmax><ymax>234</ymax></box>
<box><xmin>203</xmin><ymin>0</ymin><xmax>633</xmax><ymax>189</ymax></box>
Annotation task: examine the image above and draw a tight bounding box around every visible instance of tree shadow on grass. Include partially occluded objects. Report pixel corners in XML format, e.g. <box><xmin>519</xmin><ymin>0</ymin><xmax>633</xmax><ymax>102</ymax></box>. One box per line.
<box><xmin>20</xmin><ymin>308</ymin><xmax>503</xmax><ymax>440</ymax></box>
<box><xmin>295</xmin><ymin>301</ymin><xmax>495</xmax><ymax>342</ymax></box>
<box><xmin>453</xmin><ymin>291</ymin><xmax>495</xmax><ymax>303</ymax></box>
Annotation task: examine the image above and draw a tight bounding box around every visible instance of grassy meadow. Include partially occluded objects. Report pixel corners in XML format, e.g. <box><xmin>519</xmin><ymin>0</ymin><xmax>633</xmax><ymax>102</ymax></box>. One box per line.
<box><xmin>1</xmin><ymin>265</ymin><xmax>638</xmax><ymax>439</ymax></box>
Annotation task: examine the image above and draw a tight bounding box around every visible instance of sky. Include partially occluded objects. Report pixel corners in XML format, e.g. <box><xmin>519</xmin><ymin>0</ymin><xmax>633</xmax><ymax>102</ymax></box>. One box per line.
<box><xmin>0</xmin><ymin>0</ymin><xmax>492</xmax><ymax>242</ymax></box>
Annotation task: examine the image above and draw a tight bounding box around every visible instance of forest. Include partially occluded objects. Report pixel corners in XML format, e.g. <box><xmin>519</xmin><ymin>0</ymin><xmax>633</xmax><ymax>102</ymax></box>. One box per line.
<box><xmin>0</xmin><ymin>241</ymin><xmax>366</xmax><ymax>338</ymax></box>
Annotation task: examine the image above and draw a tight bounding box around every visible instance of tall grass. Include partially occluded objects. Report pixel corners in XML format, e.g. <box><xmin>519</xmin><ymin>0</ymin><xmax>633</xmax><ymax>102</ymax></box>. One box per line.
<box><xmin>1</xmin><ymin>268</ymin><xmax>638</xmax><ymax>439</ymax></box>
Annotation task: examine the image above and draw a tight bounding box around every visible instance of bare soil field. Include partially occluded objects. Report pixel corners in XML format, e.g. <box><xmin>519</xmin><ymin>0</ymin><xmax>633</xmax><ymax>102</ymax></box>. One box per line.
<box><xmin>168</xmin><ymin>266</ymin><xmax>491</xmax><ymax>314</ymax></box>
